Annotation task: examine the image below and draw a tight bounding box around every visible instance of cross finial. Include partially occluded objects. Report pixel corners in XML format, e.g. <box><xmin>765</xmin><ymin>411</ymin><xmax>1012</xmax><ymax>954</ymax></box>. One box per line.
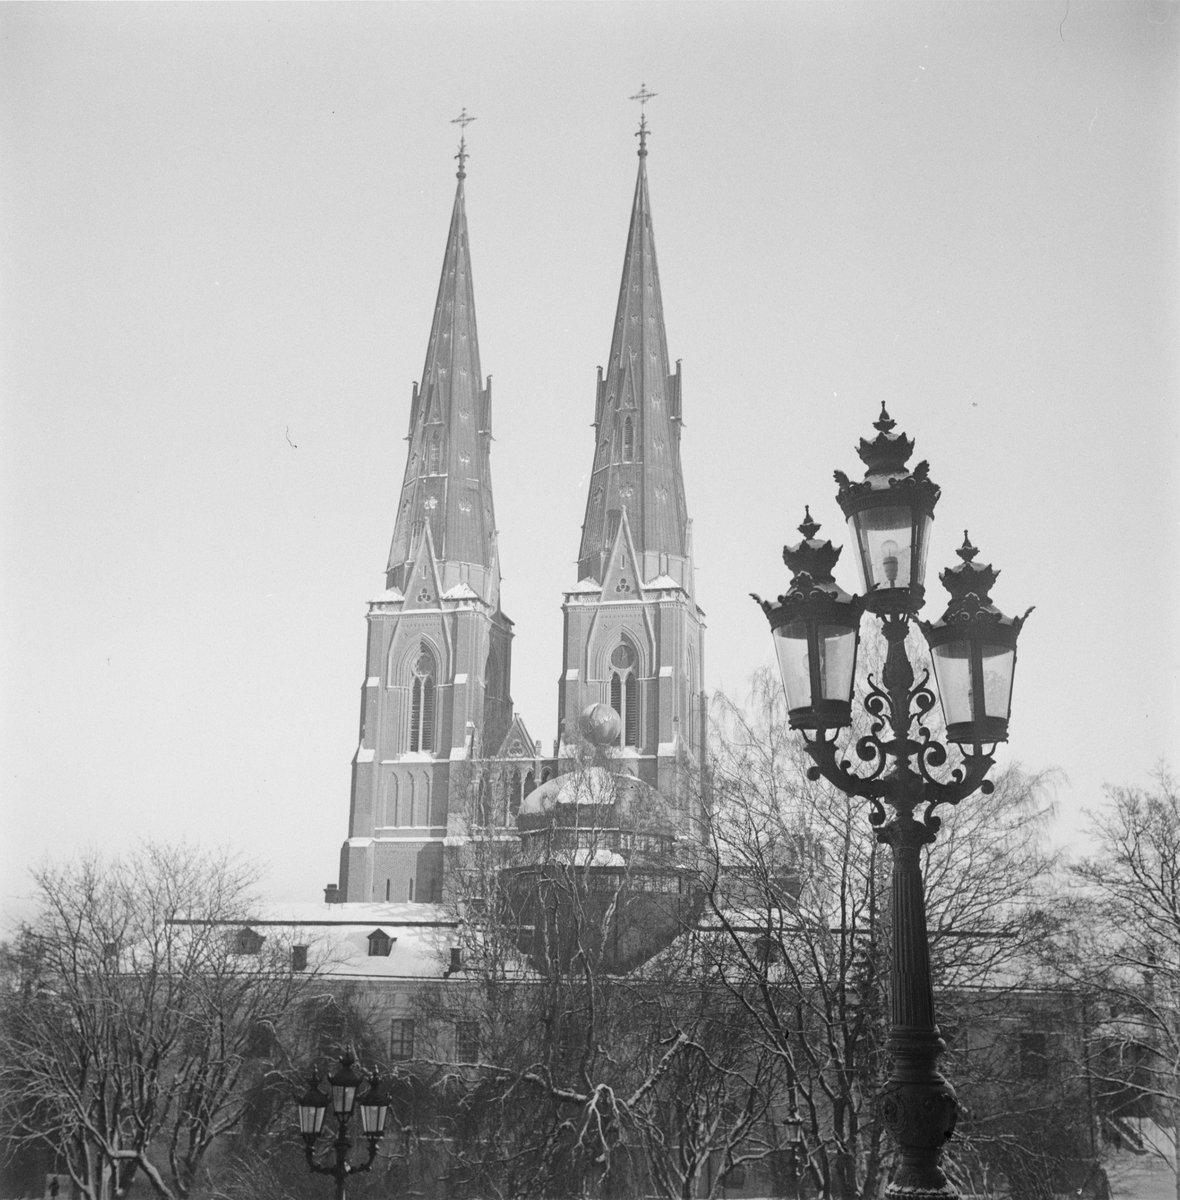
<box><xmin>630</xmin><ymin>83</ymin><xmax>657</xmax><ymax>157</ymax></box>
<box><xmin>451</xmin><ymin>108</ymin><xmax>476</xmax><ymax>179</ymax></box>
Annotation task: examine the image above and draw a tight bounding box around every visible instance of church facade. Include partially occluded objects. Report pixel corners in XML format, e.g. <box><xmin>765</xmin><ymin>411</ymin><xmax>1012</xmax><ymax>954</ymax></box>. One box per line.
<box><xmin>335</xmin><ymin>121</ymin><xmax>706</xmax><ymax>904</ymax></box>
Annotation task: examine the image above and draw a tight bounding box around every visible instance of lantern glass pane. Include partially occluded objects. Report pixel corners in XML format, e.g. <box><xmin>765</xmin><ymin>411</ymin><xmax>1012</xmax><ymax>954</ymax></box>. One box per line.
<box><xmin>298</xmin><ymin>1103</ymin><xmax>326</xmax><ymax>1136</ymax></box>
<box><xmin>930</xmin><ymin>642</ymin><xmax>974</xmax><ymax>727</ymax></box>
<box><xmin>818</xmin><ymin>624</ymin><xmax>857</xmax><ymax>703</ymax></box>
<box><xmin>331</xmin><ymin>1085</ymin><xmax>357</xmax><ymax>1119</ymax></box>
<box><xmin>848</xmin><ymin>505</ymin><xmax>914</xmax><ymax>593</ymax></box>
<box><xmin>359</xmin><ymin>1102</ymin><xmax>388</xmax><ymax>1136</ymax></box>
<box><xmin>913</xmin><ymin>513</ymin><xmax>933</xmax><ymax>593</ymax></box>
<box><xmin>981</xmin><ymin>644</ymin><xmax>1015</xmax><ymax>719</ymax></box>
<box><xmin>772</xmin><ymin>621</ymin><xmax>813</xmax><ymax>712</ymax></box>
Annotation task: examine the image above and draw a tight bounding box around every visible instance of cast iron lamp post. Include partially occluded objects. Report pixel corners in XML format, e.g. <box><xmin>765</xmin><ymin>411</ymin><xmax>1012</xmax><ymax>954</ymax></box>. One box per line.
<box><xmin>754</xmin><ymin>405</ymin><xmax>1031</xmax><ymax>1200</ymax></box>
<box><xmin>295</xmin><ymin>1050</ymin><xmax>394</xmax><ymax>1200</ymax></box>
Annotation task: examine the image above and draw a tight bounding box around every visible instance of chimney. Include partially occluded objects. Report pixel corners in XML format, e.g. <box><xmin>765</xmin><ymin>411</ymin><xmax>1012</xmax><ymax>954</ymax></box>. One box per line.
<box><xmin>324</xmin><ymin>883</ymin><xmax>342</xmax><ymax>904</ymax></box>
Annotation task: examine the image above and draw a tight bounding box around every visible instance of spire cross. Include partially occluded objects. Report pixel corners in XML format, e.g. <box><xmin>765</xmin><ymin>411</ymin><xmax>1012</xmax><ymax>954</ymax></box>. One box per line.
<box><xmin>630</xmin><ymin>84</ymin><xmax>657</xmax><ymax>156</ymax></box>
<box><xmin>451</xmin><ymin>108</ymin><xmax>476</xmax><ymax>179</ymax></box>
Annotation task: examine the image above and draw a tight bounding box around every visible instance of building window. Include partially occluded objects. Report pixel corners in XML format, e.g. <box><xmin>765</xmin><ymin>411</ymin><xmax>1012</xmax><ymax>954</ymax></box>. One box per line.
<box><xmin>429</xmin><ymin>432</ymin><xmax>442</xmax><ymax>474</ymax></box>
<box><xmin>390</xmin><ymin>1018</ymin><xmax>415</xmax><ymax>1061</ymax></box>
<box><xmin>367</xmin><ymin>928</ymin><xmax>394</xmax><ymax>957</ymax></box>
<box><xmin>291</xmin><ymin>944</ymin><xmax>309</xmax><ymax>972</ymax></box>
<box><xmin>410</xmin><ymin>648</ymin><xmax>435</xmax><ymax>753</ymax></box>
<box><xmin>622</xmin><ymin>417</ymin><xmax>634</xmax><ymax>462</ymax></box>
<box><xmin>609</xmin><ymin>643</ymin><xmax>639</xmax><ymax>747</ymax></box>
<box><xmin>1019</xmin><ymin>1031</ymin><xmax>1048</xmax><ymax>1080</ymax></box>
<box><xmin>455</xmin><ymin>1021</ymin><xmax>480</xmax><ymax>1063</ymax></box>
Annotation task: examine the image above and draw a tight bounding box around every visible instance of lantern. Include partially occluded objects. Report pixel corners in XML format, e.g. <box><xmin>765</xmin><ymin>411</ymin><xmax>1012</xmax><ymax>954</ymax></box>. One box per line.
<box><xmin>920</xmin><ymin>534</ymin><xmax>1032</xmax><ymax>747</ymax></box>
<box><xmin>327</xmin><ymin>1050</ymin><xmax>367</xmax><ymax>1120</ymax></box>
<box><xmin>357</xmin><ymin>1068</ymin><xmax>393</xmax><ymax>1139</ymax></box>
<box><xmin>755</xmin><ymin>509</ymin><xmax>864</xmax><ymax>731</ymax></box>
<box><xmin>834</xmin><ymin>404</ymin><xmax>940</xmax><ymax>614</ymax></box>
<box><xmin>782</xmin><ymin>1110</ymin><xmax>804</xmax><ymax>1148</ymax></box>
<box><xmin>295</xmin><ymin>1070</ymin><xmax>328</xmax><ymax>1146</ymax></box>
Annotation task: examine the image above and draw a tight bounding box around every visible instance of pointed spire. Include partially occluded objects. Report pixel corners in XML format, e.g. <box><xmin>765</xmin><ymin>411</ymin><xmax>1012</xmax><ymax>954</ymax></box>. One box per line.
<box><xmin>576</xmin><ymin>105</ymin><xmax>690</xmax><ymax>587</ymax></box>
<box><xmin>386</xmin><ymin>135</ymin><xmax>499</xmax><ymax>607</ymax></box>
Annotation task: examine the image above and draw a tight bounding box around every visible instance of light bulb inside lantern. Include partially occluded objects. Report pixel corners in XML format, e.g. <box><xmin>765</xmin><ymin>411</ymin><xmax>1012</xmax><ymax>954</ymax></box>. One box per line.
<box><xmin>881</xmin><ymin>540</ymin><xmax>899</xmax><ymax>585</ymax></box>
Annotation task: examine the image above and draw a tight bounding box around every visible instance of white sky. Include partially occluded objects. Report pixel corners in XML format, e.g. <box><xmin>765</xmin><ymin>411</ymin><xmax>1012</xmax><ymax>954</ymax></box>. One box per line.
<box><xmin>2</xmin><ymin>2</ymin><xmax>1177</xmax><ymax>917</ymax></box>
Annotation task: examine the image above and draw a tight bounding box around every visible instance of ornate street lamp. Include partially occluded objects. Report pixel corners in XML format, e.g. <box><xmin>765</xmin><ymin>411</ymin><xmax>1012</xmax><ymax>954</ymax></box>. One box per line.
<box><xmin>294</xmin><ymin>1050</ymin><xmax>391</xmax><ymax>1200</ymax></box>
<box><xmin>756</xmin><ymin>407</ymin><xmax>1030</xmax><ymax>1200</ymax></box>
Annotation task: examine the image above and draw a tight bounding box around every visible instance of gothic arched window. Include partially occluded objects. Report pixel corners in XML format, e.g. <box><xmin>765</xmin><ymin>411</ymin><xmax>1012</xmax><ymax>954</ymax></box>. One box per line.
<box><xmin>622</xmin><ymin>417</ymin><xmax>634</xmax><ymax>463</ymax></box>
<box><xmin>410</xmin><ymin>648</ymin><xmax>436</xmax><ymax>753</ymax></box>
<box><xmin>429</xmin><ymin>432</ymin><xmax>442</xmax><ymax>474</ymax></box>
<box><xmin>609</xmin><ymin>642</ymin><xmax>639</xmax><ymax>747</ymax></box>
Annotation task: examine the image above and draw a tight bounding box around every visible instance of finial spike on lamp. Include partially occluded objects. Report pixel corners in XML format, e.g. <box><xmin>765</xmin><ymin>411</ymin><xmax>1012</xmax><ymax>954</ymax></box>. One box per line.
<box><xmin>797</xmin><ymin>505</ymin><xmax>820</xmax><ymax>540</ymax></box>
<box><xmin>957</xmin><ymin>532</ymin><xmax>979</xmax><ymax>563</ymax></box>
<box><xmin>874</xmin><ymin>402</ymin><xmax>896</xmax><ymax>434</ymax></box>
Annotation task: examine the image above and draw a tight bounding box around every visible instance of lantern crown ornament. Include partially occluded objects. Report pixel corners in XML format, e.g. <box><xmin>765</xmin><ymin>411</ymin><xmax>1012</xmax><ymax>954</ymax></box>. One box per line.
<box><xmin>834</xmin><ymin>403</ymin><xmax>941</xmax><ymax>615</ymax></box>
<box><xmin>920</xmin><ymin>533</ymin><xmax>1033</xmax><ymax>748</ymax></box>
<box><xmin>854</xmin><ymin>403</ymin><xmax>916</xmax><ymax>476</ymax></box>
<box><xmin>752</xmin><ymin>509</ymin><xmax>864</xmax><ymax>732</ymax></box>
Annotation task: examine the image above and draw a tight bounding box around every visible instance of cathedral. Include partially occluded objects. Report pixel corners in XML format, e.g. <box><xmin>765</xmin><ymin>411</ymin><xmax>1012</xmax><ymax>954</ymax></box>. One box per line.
<box><xmin>332</xmin><ymin>113</ymin><xmax>707</xmax><ymax>906</ymax></box>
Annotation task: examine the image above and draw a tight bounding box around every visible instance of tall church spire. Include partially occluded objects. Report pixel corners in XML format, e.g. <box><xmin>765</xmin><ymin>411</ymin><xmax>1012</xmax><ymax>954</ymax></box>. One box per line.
<box><xmin>576</xmin><ymin>99</ymin><xmax>690</xmax><ymax>588</ymax></box>
<box><xmin>386</xmin><ymin>119</ymin><xmax>499</xmax><ymax>609</ymax></box>
<box><xmin>337</xmin><ymin>120</ymin><xmax>516</xmax><ymax>906</ymax></box>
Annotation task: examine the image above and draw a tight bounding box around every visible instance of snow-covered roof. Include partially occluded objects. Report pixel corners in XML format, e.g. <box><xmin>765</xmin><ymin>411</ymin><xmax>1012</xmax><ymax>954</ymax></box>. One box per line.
<box><xmin>171</xmin><ymin>901</ymin><xmax>463</xmax><ymax>980</ymax></box>
<box><xmin>563</xmin><ymin>578</ymin><xmax>602</xmax><ymax>594</ymax></box>
<box><xmin>643</xmin><ymin>574</ymin><xmax>683</xmax><ymax>591</ymax></box>
<box><xmin>441</xmin><ymin>582</ymin><xmax>480</xmax><ymax>601</ymax></box>
<box><xmin>369</xmin><ymin>587</ymin><xmax>405</xmax><ymax>604</ymax></box>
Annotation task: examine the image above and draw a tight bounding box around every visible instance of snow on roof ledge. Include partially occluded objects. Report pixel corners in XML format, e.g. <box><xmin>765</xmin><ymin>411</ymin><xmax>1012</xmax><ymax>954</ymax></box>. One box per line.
<box><xmin>370</xmin><ymin>587</ymin><xmax>405</xmax><ymax>604</ymax></box>
<box><xmin>564</xmin><ymin>578</ymin><xmax>602</xmax><ymax>594</ymax></box>
<box><xmin>643</xmin><ymin>574</ymin><xmax>683</xmax><ymax>590</ymax></box>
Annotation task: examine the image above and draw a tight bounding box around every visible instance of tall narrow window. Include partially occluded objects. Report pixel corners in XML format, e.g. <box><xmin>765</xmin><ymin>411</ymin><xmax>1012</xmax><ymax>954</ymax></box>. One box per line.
<box><xmin>625</xmin><ymin>674</ymin><xmax>638</xmax><ymax>746</ymax></box>
<box><xmin>455</xmin><ymin>1021</ymin><xmax>480</xmax><ymax>1063</ymax></box>
<box><xmin>390</xmin><ymin>1019</ymin><xmax>415</xmax><ymax>1061</ymax></box>
<box><xmin>409</xmin><ymin>648</ymin><xmax>435</xmax><ymax>753</ymax></box>
<box><xmin>622</xmin><ymin>417</ymin><xmax>634</xmax><ymax>462</ymax></box>
<box><xmin>429</xmin><ymin>432</ymin><xmax>442</xmax><ymax>474</ymax></box>
<box><xmin>609</xmin><ymin>643</ymin><xmax>639</xmax><ymax>748</ymax></box>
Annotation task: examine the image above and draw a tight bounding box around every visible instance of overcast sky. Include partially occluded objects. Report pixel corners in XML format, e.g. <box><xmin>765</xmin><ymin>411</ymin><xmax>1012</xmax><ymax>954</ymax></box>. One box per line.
<box><xmin>2</xmin><ymin>2</ymin><xmax>1177</xmax><ymax>917</ymax></box>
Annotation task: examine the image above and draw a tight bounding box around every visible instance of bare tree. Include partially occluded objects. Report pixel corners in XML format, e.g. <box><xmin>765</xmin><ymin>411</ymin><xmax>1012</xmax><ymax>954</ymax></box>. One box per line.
<box><xmin>0</xmin><ymin>843</ymin><xmax>313</xmax><ymax>1200</ymax></box>
<box><xmin>395</xmin><ymin>734</ymin><xmax>776</xmax><ymax>1200</ymax></box>
<box><xmin>1066</xmin><ymin>766</ymin><xmax>1180</xmax><ymax>1200</ymax></box>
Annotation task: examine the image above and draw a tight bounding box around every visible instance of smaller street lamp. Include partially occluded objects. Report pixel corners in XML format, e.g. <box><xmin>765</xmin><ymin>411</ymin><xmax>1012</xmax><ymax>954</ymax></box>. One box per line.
<box><xmin>294</xmin><ymin>1050</ymin><xmax>391</xmax><ymax>1200</ymax></box>
<box><xmin>297</xmin><ymin>1069</ymin><xmax>329</xmax><ymax>1144</ymax></box>
<box><xmin>357</xmin><ymin>1068</ymin><xmax>393</xmax><ymax>1139</ymax></box>
<box><xmin>780</xmin><ymin>1110</ymin><xmax>805</xmax><ymax>1200</ymax></box>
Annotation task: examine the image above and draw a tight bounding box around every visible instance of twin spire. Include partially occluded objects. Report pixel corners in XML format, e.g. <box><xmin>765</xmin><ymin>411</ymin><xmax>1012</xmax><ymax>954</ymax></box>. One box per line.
<box><xmin>385</xmin><ymin>108</ymin><xmax>497</xmax><ymax>607</ymax></box>
<box><xmin>387</xmin><ymin>93</ymin><xmax>689</xmax><ymax>606</ymax></box>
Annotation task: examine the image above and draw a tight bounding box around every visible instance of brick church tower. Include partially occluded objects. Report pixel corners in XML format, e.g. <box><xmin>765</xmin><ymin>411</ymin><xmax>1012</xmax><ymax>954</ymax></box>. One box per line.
<box><xmin>557</xmin><ymin>114</ymin><xmax>708</xmax><ymax>813</ymax></box>
<box><xmin>337</xmin><ymin>133</ymin><xmax>515</xmax><ymax>903</ymax></box>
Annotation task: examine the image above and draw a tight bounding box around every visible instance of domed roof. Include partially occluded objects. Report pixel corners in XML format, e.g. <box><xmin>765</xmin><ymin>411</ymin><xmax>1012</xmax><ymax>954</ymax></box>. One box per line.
<box><xmin>516</xmin><ymin>765</ymin><xmax>677</xmax><ymax>832</ymax></box>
